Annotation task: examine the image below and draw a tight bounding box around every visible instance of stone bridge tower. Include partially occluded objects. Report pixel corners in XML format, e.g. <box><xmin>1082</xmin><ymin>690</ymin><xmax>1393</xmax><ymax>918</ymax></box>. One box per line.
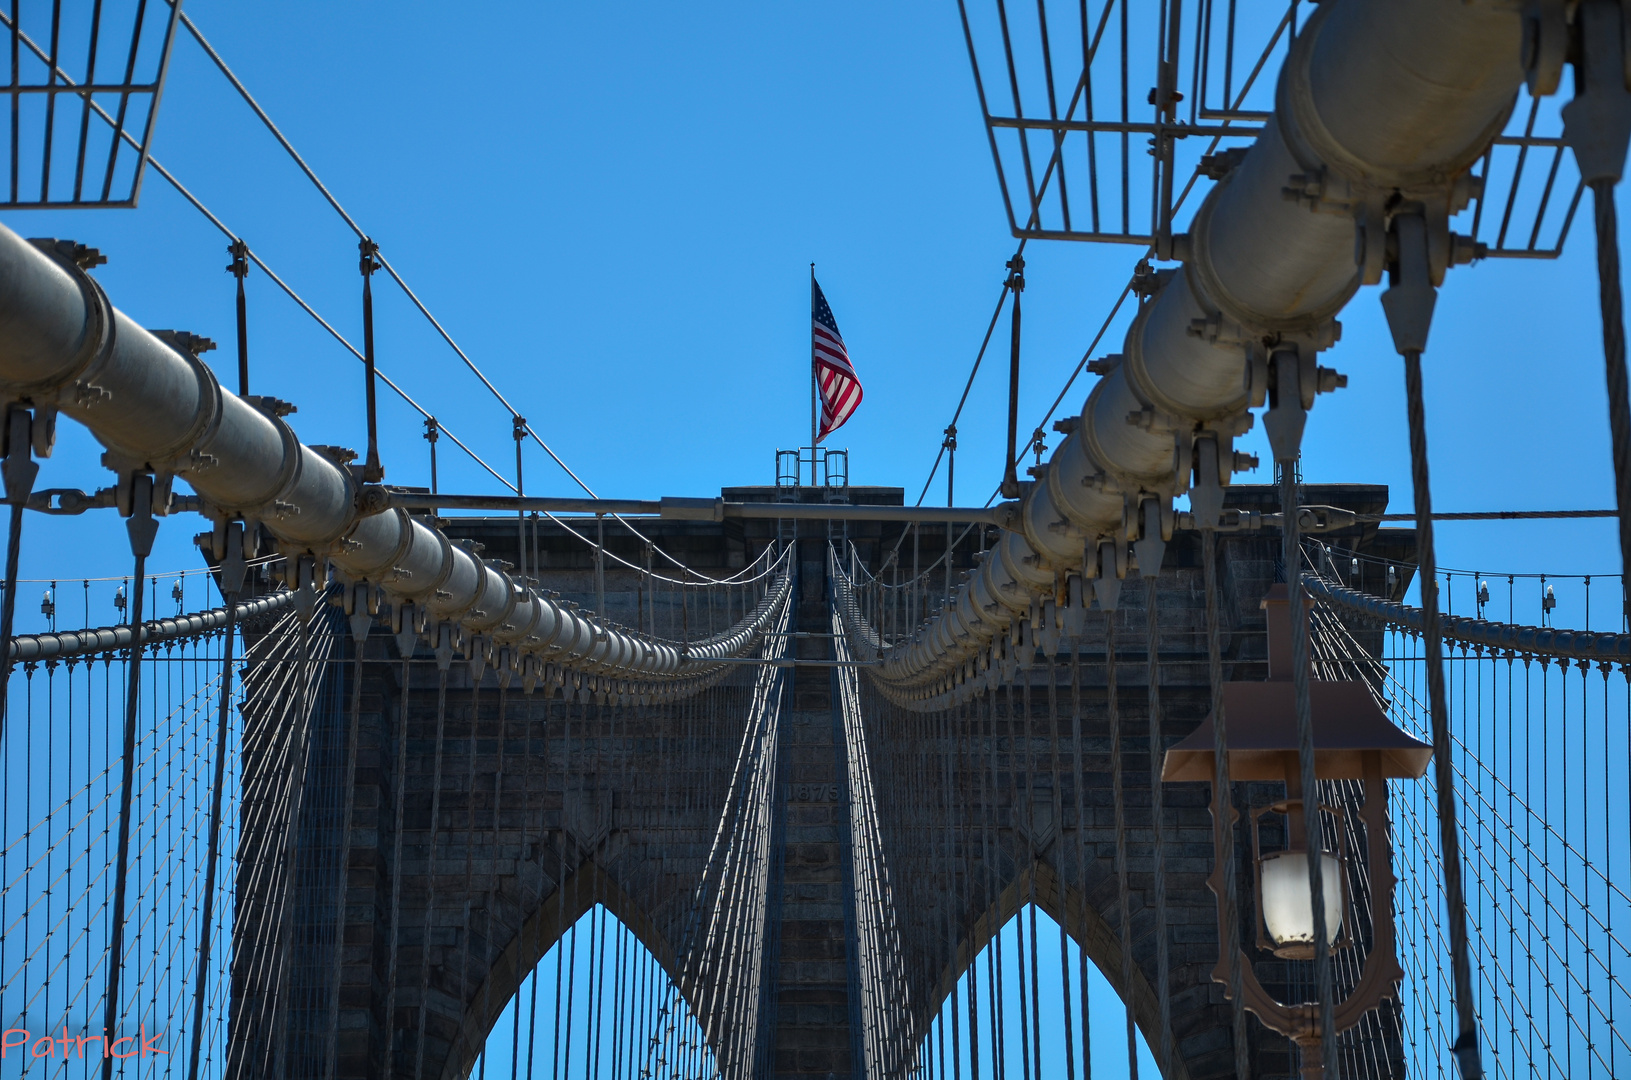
<box><xmin>230</xmin><ymin>482</ymin><xmax>1412</xmax><ymax>1080</ymax></box>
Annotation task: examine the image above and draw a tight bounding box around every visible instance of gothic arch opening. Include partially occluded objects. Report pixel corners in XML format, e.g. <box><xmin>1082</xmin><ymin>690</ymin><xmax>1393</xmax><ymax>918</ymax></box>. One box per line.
<box><xmin>918</xmin><ymin>863</ymin><xmax>1170</xmax><ymax>1080</ymax></box>
<box><xmin>917</xmin><ymin>877</ymin><xmax>1159</xmax><ymax>1080</ymax></box>
<box><xmin>471</xmin><ymin>899</ymin><xmax>720</xmax><ymax>1080</ymax></box>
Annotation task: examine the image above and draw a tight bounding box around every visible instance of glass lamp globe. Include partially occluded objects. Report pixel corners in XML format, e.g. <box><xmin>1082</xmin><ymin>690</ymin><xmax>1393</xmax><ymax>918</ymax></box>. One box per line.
<box><xmin>1259</xmin><ymin>849</ymin><xmax>1345</xmax><ymax>960</ymax></box>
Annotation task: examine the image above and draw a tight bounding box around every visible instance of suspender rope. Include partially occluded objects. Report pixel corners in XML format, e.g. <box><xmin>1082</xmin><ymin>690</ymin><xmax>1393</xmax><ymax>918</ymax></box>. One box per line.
<box><xmin>965</xmin><ymin>698</ymin><xmax>982</xmax><ymax>1080</ymax></box>
<box><xmin>515</xmin><ymin>417</ymin><xmax>528</xmax><ymax>579</ymax></box>
<box><xmin>1106</xmin><ymin>612</ymin><xmax>1139</xmax><ymax>1080</ymax></box>
<box><xmin>456</xmin><ymin>676</ymin><xmax>484</xmax><ymax>1068</ymax></box>
<box><xmin>477</xmin><ymin>676</ymin><xmax>510</xmax><ymax>1075</ymax></box>
<box><xmin>1380</xmin><ymin>203</ymin><xmax>1484</xmax><ymax>1078</ymax></box>
<box><xmin>100</xmin><ymin>477</ymin><xmax>156</xmax><ymax>1080</ymax></box>
<box><xmin>1596</xmin><ymin>174</ymin><xmax>1631</xmax><ymax>622</ymax></box>
<box><xmin>942</xmin><ymin>702</ymin><xmax>963</xmax><ymax>1080</ymax></box>
<box><xmin>0</xmin><ymin>403</ymin><xmax>39</xmax><ymax>735</ymax></box>
<box><xmin>1000</xmin><ymin>255</ymin><xmax>1025</xmax><ymax>499</ymax></box>
<box><xmin>414</xmin><ymin>664</ymin><xmax>451</xmax><ymax>1080</ymax></box>
<box><xmin>1144</xmin><ymin>577</ymin><xmax>1173</xmax><ymax>1076</ymax></box>
<box><xmin>1015</xmin><ymin>680</ymin><xmax>1034</xmax><ymax>1080</ymax></box>
<box><xmin>270</xmin><ymin>596</ymin><xmax>315</xmax><ymax>1078</ymax></box>
<box><xmin>1047</xmin><ymin>656</ymin><xmax>1078</xmax><ymax>1080</ymax></box>
<box><xmin>359</xmin><ymin>238</ymin><xmax>384</xmax><ymax>484</ymax></box>
<box><xmin>1402</xmin><ymin>350</ymin><xmax>1483</xmax><ymax>1078</ymax></box>
<box><xmin>383</xmin><ymin>654</ymin><xmax>413</xmax><ymax>1080</ymax></box>
<box><xmin>1070</xmin><ymin>641</ymin><xmax>1094</xmax><ymax>1079</ymax></box>
<box><xmin>186</xmin><ymin>532</ymin><xmax>244</xmax><ymax>1080</ymax></box>
<box><xmin>228</xmin><ymin>239</ymin><xmax>250</xmax><ymax>396</ymax></box>
<box><xmin>325</xmin><ymin>606</ymin><xmax>368</xmax><ymax>1078</ymax></box>
<box><xmin>1281</xmin><ymin>461</ymin><xmax>1337</xmax><ymax>1077</ymax></box>
<box><xmin>1202</xmin><ymin>528</ymin><xmax>1250</xmax><ymax>1079</ymax></box>
<box><xmin>1024</xmin><ymin>679</ymin><xmax>1041</xmax><ymax>1080</ymax></box>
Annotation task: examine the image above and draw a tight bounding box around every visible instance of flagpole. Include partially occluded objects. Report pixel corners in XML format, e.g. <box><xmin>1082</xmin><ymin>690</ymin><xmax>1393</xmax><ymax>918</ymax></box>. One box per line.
<box><xmin>810</xmin><ymin>262</ymin><xmax>818</xmax><ymax>488</ymax></box>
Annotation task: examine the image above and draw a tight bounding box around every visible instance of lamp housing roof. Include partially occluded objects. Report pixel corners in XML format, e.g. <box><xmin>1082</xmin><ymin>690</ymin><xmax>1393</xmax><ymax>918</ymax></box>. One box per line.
<box><xmin>1160</xmin><ymin>584</ymin><xmax>1432</xmax><ymax>783</ymax></box>
<box><xmin>1161</xmin><ymin>681</ymin><xmax>1432</xmax><ymax>781</ymax></box>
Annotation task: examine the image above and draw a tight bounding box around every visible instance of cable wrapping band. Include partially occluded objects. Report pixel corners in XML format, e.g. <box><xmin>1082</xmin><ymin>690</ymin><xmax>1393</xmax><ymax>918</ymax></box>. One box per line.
<box><xmin>7</xmin><ymin>588</ymin><xmax>296</xmax><ymax>661</ymax></box>
<box><xmin>1304</xmin><ymin>575</ymin><xmax>1631</xmax><ymax>663</ymax></box>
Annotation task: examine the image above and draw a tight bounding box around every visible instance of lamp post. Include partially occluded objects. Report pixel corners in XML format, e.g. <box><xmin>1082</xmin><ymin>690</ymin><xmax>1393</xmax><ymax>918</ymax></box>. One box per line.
<box><xmin>1163</xmin><ymin>585</ymin><xmax>1432</xmax><ymax>1078</ymax></box>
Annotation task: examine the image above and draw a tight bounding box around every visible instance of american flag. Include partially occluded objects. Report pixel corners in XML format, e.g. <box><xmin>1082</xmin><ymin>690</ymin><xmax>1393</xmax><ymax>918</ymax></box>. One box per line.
<box><xmin>813</xmin><ymin>278</ymin><xmax>862</xmax><ymax>441</ymax></box>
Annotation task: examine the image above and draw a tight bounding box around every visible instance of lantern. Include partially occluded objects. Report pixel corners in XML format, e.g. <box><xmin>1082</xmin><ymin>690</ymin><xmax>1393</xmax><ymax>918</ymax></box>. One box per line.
<box><xmin>1162</xmin><ymin>585</ymin><xmax>1432</xmax><ymax>1076</ymax></box>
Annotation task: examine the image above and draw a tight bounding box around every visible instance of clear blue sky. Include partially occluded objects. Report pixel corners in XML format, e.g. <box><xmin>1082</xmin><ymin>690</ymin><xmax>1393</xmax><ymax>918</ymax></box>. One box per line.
<box><xmin>0</xmin><ymin>7</ymin><xmax>1618</xmax><ymax>1073</ymax></box>
<box><xmin>2</xmin><ymin>0</ymin><xmax>1622</xmax><ymax>623</ymax></box>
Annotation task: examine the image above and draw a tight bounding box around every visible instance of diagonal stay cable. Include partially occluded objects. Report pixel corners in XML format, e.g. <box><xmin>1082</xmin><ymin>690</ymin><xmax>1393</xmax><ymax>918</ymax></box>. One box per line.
<box><xmin>915</xmin><ymin>0</ymin><xmax>1127</xmax><ymax>507</ymax></box>
<box><xmin>16</xmin><ymin>10</ymin><xmax>758</xmax><ymax>588</ymax></box>
<box><xmin>0</xmin><ymin>10</ymin><xmax>522</xmax><ymax>501</ymax></box>
<box><xmin>172</xmin><ymin>7</ymin><xmax>366</xmax><ymax>242</ymax></box>
<box><xmin>146</xmin><ymin>161</ymin><xmax>519</xmax><ymax>493</ymax></box>
<box><xmin>173</xmin><ymin>8</ymin><xmax>582</xmax><ymax>478</ymax></box>
<box><xmin>913</xmin><ymin>285</ymin><xmax>1008</xmax><ymax>507</ymax></box>
<box><xmin>173</xmin><ymin>6</ymin><xmax>749</xmax><ymax>581</ymax></box>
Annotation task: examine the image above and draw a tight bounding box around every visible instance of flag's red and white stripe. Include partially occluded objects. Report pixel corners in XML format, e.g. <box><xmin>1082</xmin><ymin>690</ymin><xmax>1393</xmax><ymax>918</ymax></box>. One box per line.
<box><xmin>815</xmin><ymin>327</ymin><xmax>860</xmax><ymax>439</ymax></box>
<box><xmin>812</xmin><ymin>278</ymin><xmax>862</xmax><ymax>441</ymax></box>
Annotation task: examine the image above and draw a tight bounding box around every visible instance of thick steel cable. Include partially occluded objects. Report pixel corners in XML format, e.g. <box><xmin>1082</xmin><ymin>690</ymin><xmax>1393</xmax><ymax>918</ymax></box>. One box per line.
<box><xmin>1105</xmin><ymin>613</ymin><xmax>1139</xmax><ymax>1080</ymax></box>
<box><xmin>1303</xmin><ymin>573</ymin><xmax>1631</xmax><ymax>663</ymax></box>
<box><xmin>1281</xmin><ymin>462</ymin><xmax>1336</xmax><ymax>1077</ymax></box>
<box><xmin>1143</xmin><ymin>576</ymin><xmax>1173</xmax><ymax>1076</ymax></box>
<box><xmin>8</xmin><ymin>589</ymin><xmax>297</xmax><ymax>663</ymax></box>
<box><xmin>1592</xmin><ymin>178</ymin><xmax>1631</xmax><ymax>621</ymax></box>
<box><xmin>1202</xmin><ymin>527</ymin><xmax>1250</xmax><ymax>1079</ymax></box>
<box><xmin>184</xmin><ymin>589</ymin><xmax>238</xmax><ymax>1080</ymax></box>
<box><xmin>1402</xmin><ymin>349</ymin><xmax>1485</xmax><ymax>1079</ymax></box>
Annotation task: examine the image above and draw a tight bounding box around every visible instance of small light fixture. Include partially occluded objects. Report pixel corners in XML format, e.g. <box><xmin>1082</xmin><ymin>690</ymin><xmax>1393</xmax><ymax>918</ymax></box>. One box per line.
<box><xmin>1163</xmin><ymin>584</ymin><xmax>1432</xmax><ymax>1075</ymax></box>
<box><xmin>1255</xmin><ymin>804</ymin><xmax>1347</xmax><ymax>959</ymax></box>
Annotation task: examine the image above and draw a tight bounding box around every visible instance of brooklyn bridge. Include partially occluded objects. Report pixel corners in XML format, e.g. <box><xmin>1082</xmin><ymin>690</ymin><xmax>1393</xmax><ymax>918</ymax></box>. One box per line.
<box><xmin>1</xmin><ymin>1</ymin><xmax>1628</xmax><ymax>1078</ymax></box>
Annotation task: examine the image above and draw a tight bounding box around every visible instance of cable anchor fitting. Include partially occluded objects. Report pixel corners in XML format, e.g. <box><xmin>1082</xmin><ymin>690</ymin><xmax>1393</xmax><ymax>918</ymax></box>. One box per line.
<box><xmin>1558</xmin><ymin>0</ymin><xmax>1631</xmax><ymax>187</ymax></box>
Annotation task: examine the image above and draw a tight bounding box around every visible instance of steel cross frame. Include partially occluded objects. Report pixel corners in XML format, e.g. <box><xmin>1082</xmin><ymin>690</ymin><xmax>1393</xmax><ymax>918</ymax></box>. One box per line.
<box><xmin>962</xmin><ymin>0</ymin><xmax>1580</xmax><ymax>258</ymax></box>
<box><xmin>2</xmin><ymin>0</ymin><xmax>185</xmax><ymax>208</ymax></box>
